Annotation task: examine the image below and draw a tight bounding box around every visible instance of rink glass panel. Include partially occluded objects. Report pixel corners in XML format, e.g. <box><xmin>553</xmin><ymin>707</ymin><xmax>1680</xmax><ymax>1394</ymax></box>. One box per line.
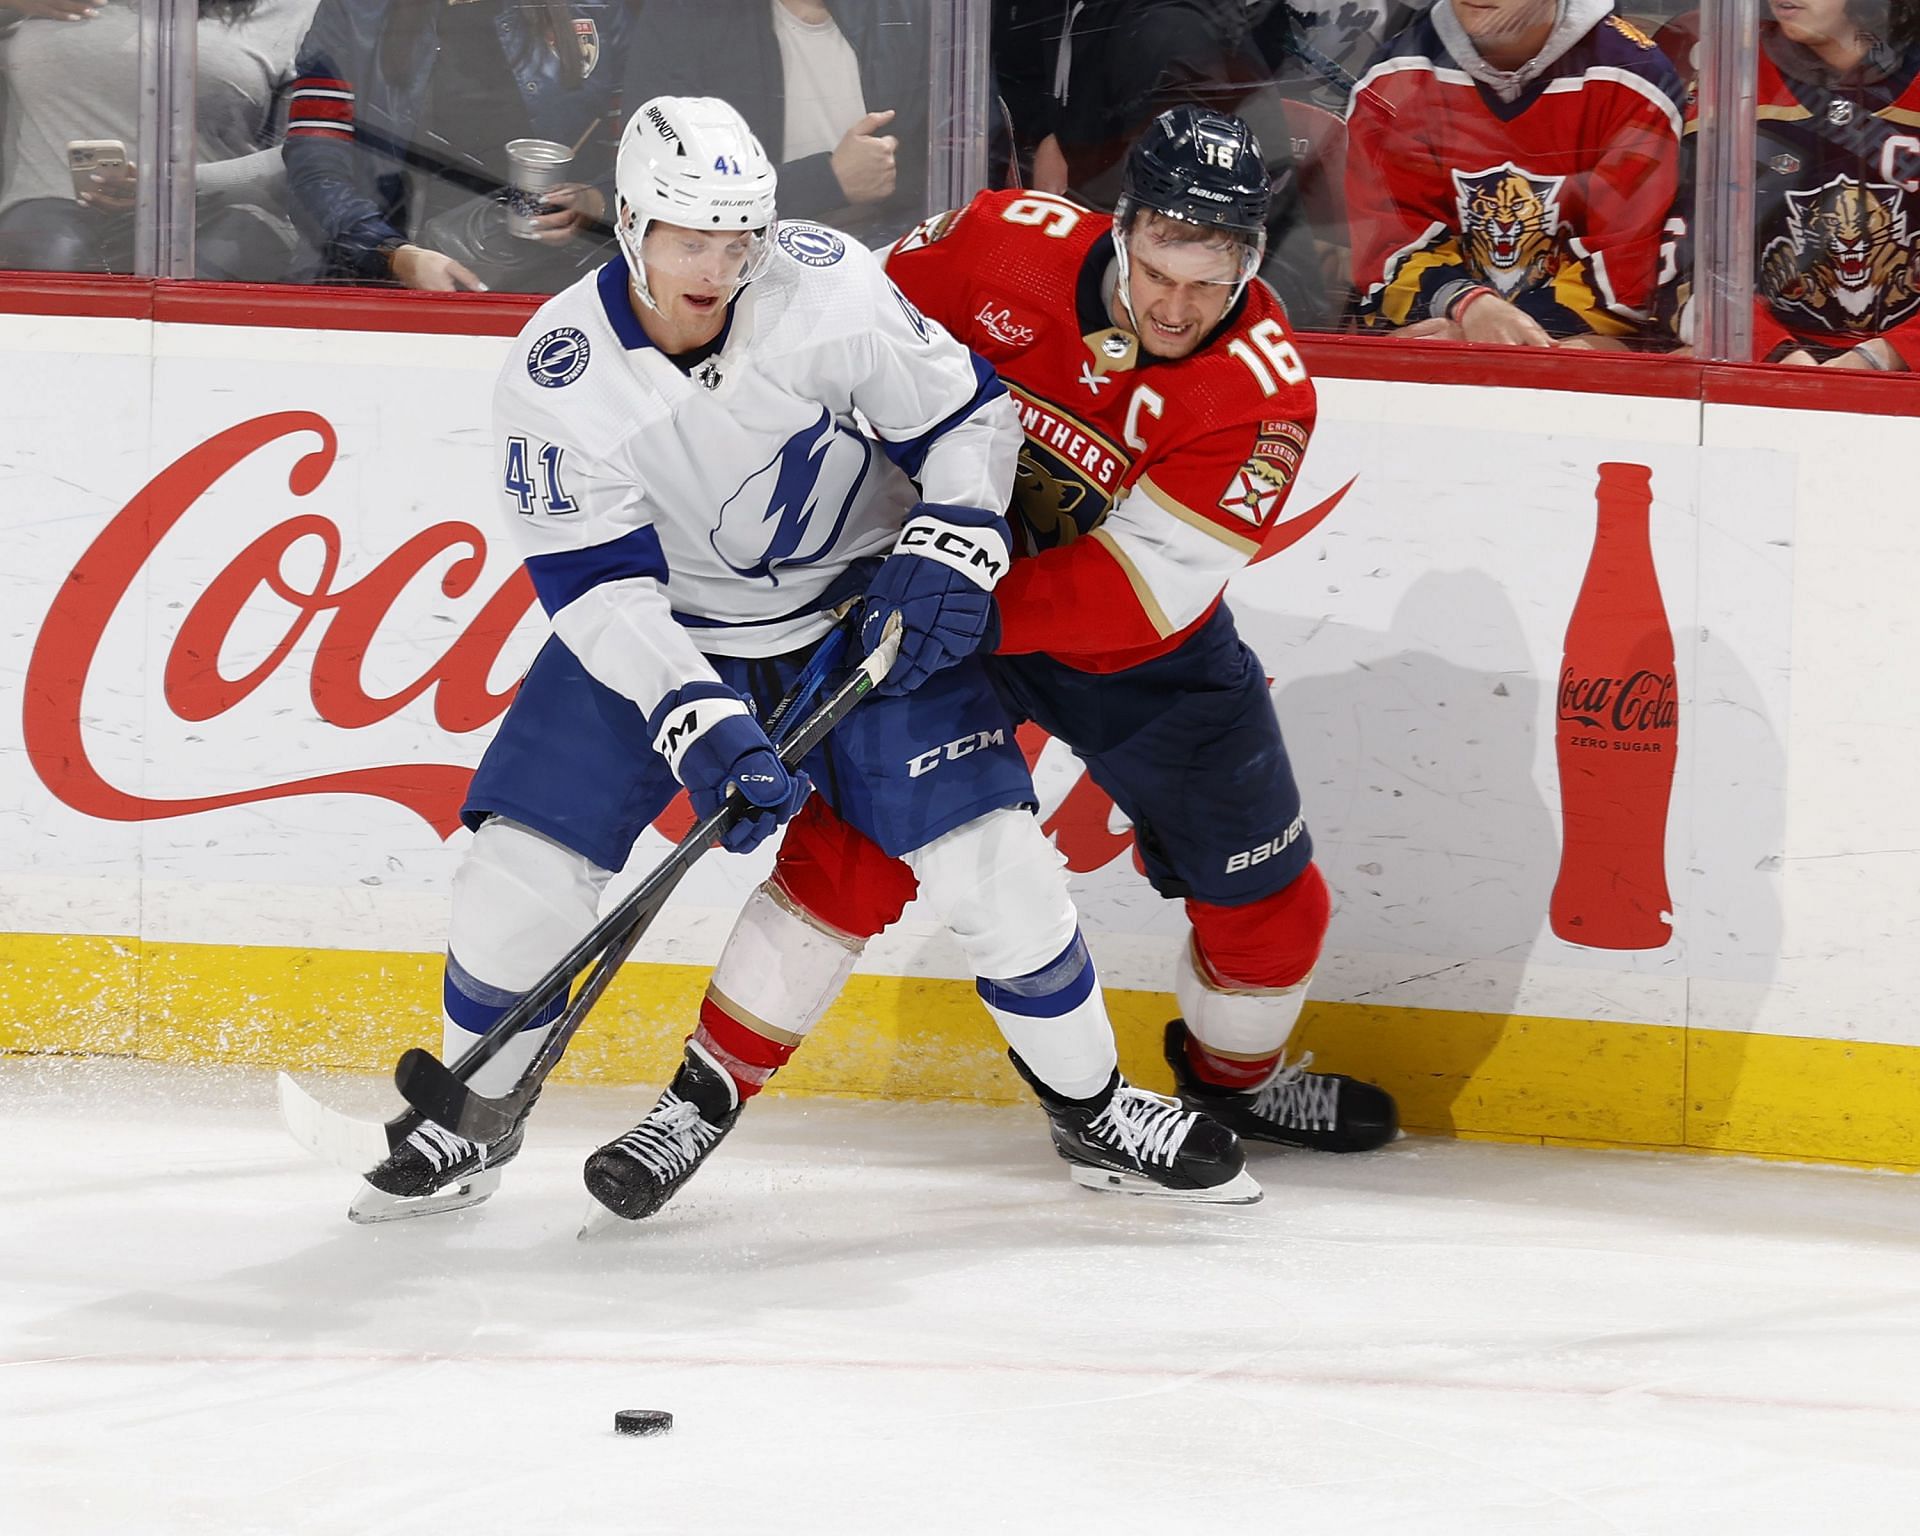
<box><xmin>19</xmin><ymin>0</ymin><xmax>1920</xmax><ymax>373</ymax></box>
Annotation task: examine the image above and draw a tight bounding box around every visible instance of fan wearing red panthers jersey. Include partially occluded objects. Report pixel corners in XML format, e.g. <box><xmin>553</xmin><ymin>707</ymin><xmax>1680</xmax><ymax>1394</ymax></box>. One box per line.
<box><xmin>1345</xmin><ymin>0</ymin><xmax>1686</xmax><ymax>346</ymax></box>
<box><xmin>1730</xmin><ymin>0</ymin><xmax>1920</xmax><ymax>367</ymax></box>
<box><xmin>689</xmin><ymin>108</ymin><xmax>1398</xmax><ymax>1162</ymax></box>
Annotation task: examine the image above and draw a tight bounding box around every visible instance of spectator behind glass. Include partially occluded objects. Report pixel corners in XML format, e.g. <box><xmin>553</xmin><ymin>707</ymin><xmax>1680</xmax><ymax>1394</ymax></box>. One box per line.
<box><xmin>0</xmin><ymin>0</ymin><xmax>318</xmax><ymax>279</ymax></box>
<box><xmin>995</xmin><ymin>0</ymin><xmax>1277</xmax><ymax>199</ymax></box>
<box><xmin>1739</xmin><ymin>0</ymin><xmax>1920</xmax><ymax>368</ymax></box>
<box><xmin>622</xmin><ymin>0</ymin><xmax>929</xmax><ymax>244</ymax></box>
<box><xmin>990</xmin><ymin>0</ymin><xmax>1334</xmax><ymax>323</ymax></box>
<box><xmin>283</xmin><ymin>0</ymin><xmax>626</xmax><ymax>291</ymax></box>
<box><xmin>1344</xmin><ymin>0</ymin><xmax>1686</xmax><ymax>348</ymax></box>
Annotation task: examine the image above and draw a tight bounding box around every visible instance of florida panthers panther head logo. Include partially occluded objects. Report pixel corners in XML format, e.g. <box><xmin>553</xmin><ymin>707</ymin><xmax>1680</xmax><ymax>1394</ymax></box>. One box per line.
<box><xmin>1762</xmin><ymin>175</ymin><xmax>1919</xmax><ymax>333</ymax></box>
<box><xmin>1012</xmin><ymin>449</ymin><xmax>1093</xmax><ymax>553</ymax></box>
<box><xmin>1452</xmin><ymin>164</ymin><xmax>1566</xmax><ymax>297</ymax></box>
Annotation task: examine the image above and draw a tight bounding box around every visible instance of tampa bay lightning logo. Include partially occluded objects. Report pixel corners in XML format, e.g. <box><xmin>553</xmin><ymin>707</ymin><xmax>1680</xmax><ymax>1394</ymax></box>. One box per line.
<box><xmin>527</xmin><ymin>327</ymin><xmax>590</xmax><ymax>388</ymax></box>
<box><xmin>776</xmin><ymin>223</ymin><xmax>846</xmax><ymax>267</ymax></box>
<box><xmin>890</xmin><ymin>280</ymin><xmax>931</xmax><ymax>342</ymax></box>
<box><xmin>711</xmin><ymin>407</ymin><xmax>873</xmax><ymax>584</ymax></box>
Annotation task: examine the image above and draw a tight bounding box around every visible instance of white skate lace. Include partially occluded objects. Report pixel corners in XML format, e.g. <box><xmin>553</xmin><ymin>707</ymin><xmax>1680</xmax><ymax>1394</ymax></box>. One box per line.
<box><xmin>1250</xmin><ymin>1052</ymin><xmax>1340</xmax><ymax>1132</ymax></box>
<box><xmin>609</xmin><ymin>1092</ymin><xmax>724</xmax><ymax>1180</ymax></box>
<box><xmin>1088</xmin><ymin>1086</ymin><xmax>1197</xmax><ymax>1169</ymax></box>
<box><xmin>404</xmin><ymin>1119</ymin><xmax>474</xmax><ymax>1173</ymax></box>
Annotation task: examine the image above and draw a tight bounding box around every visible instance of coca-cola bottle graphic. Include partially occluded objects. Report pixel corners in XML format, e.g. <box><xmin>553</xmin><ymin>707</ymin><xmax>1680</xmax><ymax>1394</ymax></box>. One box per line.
<box><xmin>1549</xmin><ymin>462</ymin><xmax>1679</xmax><ymax>949</ymax></box>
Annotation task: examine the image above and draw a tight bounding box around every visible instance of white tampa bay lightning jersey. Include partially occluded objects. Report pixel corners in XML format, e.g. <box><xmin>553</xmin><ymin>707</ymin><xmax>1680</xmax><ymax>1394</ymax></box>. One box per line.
<box><xmin>492</xmin><ymin>220</ymin><xmax>1020</xmax><ymax>723</ymax></box>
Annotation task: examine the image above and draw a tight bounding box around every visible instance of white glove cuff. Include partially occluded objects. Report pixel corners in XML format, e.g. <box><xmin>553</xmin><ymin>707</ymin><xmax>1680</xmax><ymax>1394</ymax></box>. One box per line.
<box><xmin>651</xmin><ymin>695</ymin><xmax>751</xmax><ymax>778</ymax></box>
<box><xmin>895</xmin><ymin>516</ymin><xmax>1012</xmax><ymax>591</ymax></box>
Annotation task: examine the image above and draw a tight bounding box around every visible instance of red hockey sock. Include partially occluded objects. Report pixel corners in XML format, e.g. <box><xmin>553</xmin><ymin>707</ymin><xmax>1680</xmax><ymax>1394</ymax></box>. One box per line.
<box><xmin>1183</xmin><ymin>1032</ymin><xmax>1282</xmax><ymax>1092</ymax></box>
<box><xmin>692</xmin><ymin>993</ymin><xmax>800</xmax><ymax>1102</ymax></box>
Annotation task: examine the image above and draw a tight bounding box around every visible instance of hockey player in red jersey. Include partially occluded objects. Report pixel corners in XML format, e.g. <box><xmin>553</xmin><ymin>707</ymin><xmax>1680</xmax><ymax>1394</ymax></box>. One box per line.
<box><xmin>648</xmin><ymin>107</ymin><xmax>1397</xmax><ymax>1193</ymax></box>
<box><xmin>1344</xmin><ymin>0</ymin><xmax>1686</xmax><ymax>346</ymax></box>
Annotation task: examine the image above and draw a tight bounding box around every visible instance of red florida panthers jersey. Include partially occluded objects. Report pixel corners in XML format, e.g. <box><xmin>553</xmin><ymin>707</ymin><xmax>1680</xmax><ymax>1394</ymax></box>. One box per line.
<box><xmin>1344</xmin><ymin>10</ymin><xmax>1686</xmax><ymax>338</ymax></box>
<box><xmin>883</xmin><ymin>189</ymin><xmax>1316</xmax><ymax>673</ymax></box>
<box><xmin>1732</xmin><ymin>32</ymin><xmax>1920</xmax><ymax>360</ymax></box>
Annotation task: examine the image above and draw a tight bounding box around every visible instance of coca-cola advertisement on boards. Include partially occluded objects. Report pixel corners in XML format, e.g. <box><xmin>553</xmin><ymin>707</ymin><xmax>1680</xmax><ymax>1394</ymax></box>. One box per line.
<box><xmin>0</xmin><ymin>328</ymin><xmax>1799</xmax><ymax>1038</ymax></box>
<box><xmin>1550</xmin><ymin>462</ymin><xmax>1680</xmax><ymax>950</ymax></box>
<box><xmin>19</xmin><ymin>407</ymin><xmax>1348</xmax><ymax>898</ymax></box>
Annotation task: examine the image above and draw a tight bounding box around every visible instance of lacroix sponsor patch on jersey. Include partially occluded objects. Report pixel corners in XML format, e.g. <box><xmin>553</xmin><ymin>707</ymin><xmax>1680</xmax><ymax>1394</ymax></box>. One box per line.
<box><xmin>975</xmin><ymin>303</ymin><xmax>1037</xmax><ymax>348</ymax></box>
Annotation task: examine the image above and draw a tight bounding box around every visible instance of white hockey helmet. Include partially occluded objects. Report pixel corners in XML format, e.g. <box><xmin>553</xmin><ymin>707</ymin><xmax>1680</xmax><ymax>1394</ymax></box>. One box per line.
<box><xmin>615</xmin><ymin>96</ymin><xmax>779</xmax><ymax>312</ymax></box>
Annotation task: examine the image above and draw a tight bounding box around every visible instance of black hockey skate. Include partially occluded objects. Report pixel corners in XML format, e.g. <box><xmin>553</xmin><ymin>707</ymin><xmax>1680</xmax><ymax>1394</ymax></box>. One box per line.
<box><xmin>1164</xmin><ymin>1019</ymin><xmax>1398</xmax><ymax>1153</ymax></box>
<box><xmin>349</xmin><ymin>1094</ymin><xmax>537</xmax><ymax>1224</ymax></box>
<box><xmin>1010</xmin><ymin>1053</ymin><xmax>1261</xmax><ymax>1204</ymax></box>
<box><xmin>583</xmin><ymin>1039</ymin><xmax>741</xmax><ymax>1222</ymax></box>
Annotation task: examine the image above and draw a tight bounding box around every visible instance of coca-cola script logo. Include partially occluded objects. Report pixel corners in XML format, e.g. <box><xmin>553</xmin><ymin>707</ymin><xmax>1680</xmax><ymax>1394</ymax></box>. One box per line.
<box><xmin>24</xmin><ymin>411</ymin><xmax>1353</xmax><ymax>873</ymax></box>
<box><xmin>25</xmin><ymin>412</ymin><xmax>534</xmax><ymax>838</ymax></box>
<box><xmin>1557</xmin><ymin>668</ymin><xmax>1678</xmax><ymax>746</ymax></box>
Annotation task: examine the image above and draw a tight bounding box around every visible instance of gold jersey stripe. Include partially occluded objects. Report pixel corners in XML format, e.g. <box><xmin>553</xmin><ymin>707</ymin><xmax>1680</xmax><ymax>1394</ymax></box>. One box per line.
<box><xmin>1089</xmin><ymin>528</ymin><xmax>1176</xmax><ymax>638</ymax></box>
<box><xmin>1137</xmin><ymin>474</ymin><xmax>1262</xmax><ymax>555</ymax></box>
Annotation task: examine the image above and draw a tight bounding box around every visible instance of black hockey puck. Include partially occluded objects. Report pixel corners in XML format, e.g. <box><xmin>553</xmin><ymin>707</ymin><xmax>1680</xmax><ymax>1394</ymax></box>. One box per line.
<box><xmin>613</xmin><ymin>1409</ymin><xmax>673</xmax><ymax>1437</ymax></box>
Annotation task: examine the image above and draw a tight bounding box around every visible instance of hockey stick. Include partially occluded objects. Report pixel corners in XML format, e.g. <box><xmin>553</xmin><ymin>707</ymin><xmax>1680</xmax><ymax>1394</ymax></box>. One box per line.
<box><xmin>394</xmin><ymin>610</ymin><xmax>901</xmax><ymax>1141</ymax></box>
<box><xmin>276</xmin><ymin>612</ymin><xmax>897</xmax><ymax>1172</ymax></box>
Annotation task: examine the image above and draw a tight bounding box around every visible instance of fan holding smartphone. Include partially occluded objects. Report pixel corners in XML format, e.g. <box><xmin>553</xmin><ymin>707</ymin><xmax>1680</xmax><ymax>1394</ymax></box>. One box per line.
<box><xmin>0</xmin><ymin>0</ymin><xmax>315</xmax><ymax>278</ymax></box>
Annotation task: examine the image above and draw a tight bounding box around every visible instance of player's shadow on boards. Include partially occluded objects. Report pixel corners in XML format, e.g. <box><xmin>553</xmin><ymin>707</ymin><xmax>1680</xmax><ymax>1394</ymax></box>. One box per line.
<box><xmin>1254</xmin><ymin>569</ymin><xmax>1553</xmax><ymax>1138</ymax></box>
<box><xmin>1258</xmin><ymin>569</ymin><xmax>1785</xmax><ymax>1157</ymax></box>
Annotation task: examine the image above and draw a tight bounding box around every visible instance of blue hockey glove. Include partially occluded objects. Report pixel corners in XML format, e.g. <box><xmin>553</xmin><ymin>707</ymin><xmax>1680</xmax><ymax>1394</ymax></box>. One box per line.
<box><xmin>860</xmin><ymin>502</ymin><xmax>1013</xmax><ymax>695</ymax></box>
<box><xmin>648</xmin><ymin>682</ymin><xmax>812</xmax><ymax>855</ymax></box>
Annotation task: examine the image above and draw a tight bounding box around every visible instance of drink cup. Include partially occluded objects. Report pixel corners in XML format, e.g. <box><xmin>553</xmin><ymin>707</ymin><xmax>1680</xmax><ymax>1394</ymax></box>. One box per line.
<box><xmin>506</xmin><ymin>138</ymin><xmax>573</xmax><ymax>239</ymax></box>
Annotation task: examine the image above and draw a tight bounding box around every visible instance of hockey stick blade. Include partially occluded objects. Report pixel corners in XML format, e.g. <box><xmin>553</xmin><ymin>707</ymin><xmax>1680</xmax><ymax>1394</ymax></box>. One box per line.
<box><xmin>277</xmin><ymin>1071</ymin><xmax>407</xmax><ymax>1174</ymax></box>
<box><xmin>395</xmin><ymin>611</ymin><xmax>905</xmax><ymax>1144</ymax></box>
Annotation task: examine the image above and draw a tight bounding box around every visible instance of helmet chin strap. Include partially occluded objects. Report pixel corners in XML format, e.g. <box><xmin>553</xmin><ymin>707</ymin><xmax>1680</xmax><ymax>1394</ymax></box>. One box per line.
<box><xmin>1109</xmin><ymin>234</ymin><xmax>1143</xmax><ymax>335</ymax></box>
<box><xmin>616</xmin><ymin>208</ymin><xmax>664</xmax><ymax>315</ymax></box>
<box><xmin>1105</xmin><ymin>247</ymin><xmax>1128</xmax><ymax>334</ymax></box>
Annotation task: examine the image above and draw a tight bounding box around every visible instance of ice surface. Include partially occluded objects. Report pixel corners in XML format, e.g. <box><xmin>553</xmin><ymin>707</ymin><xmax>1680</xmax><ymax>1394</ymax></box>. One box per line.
<box><xmin>5</xmin><ymin>1056</ymin><xmax>1920</xmax><ymax>1535</ymax></box>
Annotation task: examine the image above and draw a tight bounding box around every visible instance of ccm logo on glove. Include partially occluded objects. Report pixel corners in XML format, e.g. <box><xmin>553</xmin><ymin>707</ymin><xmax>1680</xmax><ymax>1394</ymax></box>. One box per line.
<box><xmin>651</xmin><ymin>695</ymin><xmax>751</xmax><ymax>776</ymax></box>
<box><xmin>897</xmin><ymin>516</ymin><xmax>1010</xmax><ymax>588</ymax></box>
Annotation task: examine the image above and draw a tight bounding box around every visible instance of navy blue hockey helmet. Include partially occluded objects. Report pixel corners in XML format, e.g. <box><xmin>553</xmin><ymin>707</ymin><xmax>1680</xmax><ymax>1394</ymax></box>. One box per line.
<box><xmin>1122</xmin><ymin>106</ymin><xmax>1271</xmax><ymax>242</ymax></box>
<box><xmin>1112</xmin><ymin>107</ymin><xmax>1270</xmax><ymax>326</ymax></box>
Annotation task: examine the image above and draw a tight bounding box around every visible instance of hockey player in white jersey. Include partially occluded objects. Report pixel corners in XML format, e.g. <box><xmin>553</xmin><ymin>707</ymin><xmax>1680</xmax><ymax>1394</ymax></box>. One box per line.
<box><xmin>355</xmin><ymin>96</ymin><xmax>1258</xmax><ymax>1222</ymax></box>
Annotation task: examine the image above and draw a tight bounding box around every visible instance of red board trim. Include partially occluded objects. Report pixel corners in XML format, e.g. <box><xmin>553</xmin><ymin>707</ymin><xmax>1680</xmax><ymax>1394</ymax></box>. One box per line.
<box><xmin>7</xmin><ymin>275</ymin><xmax>1920</xmax><ymax>415</ymax></box>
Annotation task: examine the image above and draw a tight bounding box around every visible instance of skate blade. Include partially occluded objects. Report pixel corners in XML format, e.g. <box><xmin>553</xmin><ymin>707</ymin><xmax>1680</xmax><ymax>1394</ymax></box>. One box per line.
<box><xmin>346</xmin><ymin>1168</ymin><xmax>502</xmax><ymax>1225</ymax></box>
<box><xmin>577</xmin><ymin>1198</ymin><xmax>638</xmax><ymax>1242</ymax></box>
<box><xmin>1067</xmin><ymin>1163</ymin><xmax>1264</xmax><ymax>1205</ymax></box>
